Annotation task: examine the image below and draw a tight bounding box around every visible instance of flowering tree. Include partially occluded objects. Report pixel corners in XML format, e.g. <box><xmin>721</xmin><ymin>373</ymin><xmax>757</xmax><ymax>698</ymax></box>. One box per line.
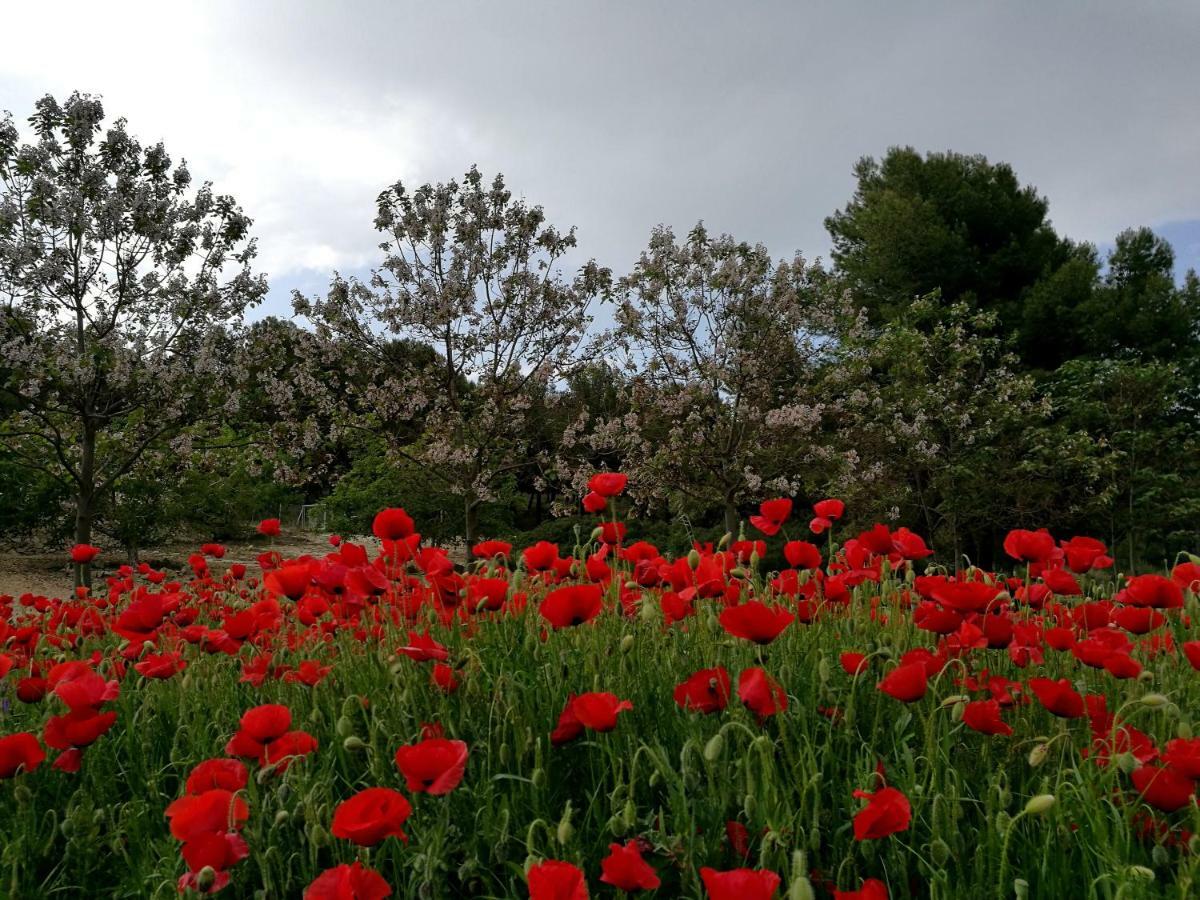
<box><xmin>577</xmin><ymin>223</ymin><xmax>855</xmax><ymax>532</ymax></box>
<box><xmin>296</xmin><ymin>166</ymin><xmax>611</xmax><ymax>546</ymax></box>
<box><xmin>0</xmin><ymin>93</ymin><xmax>265</xmax><ymax>583</ymax></box>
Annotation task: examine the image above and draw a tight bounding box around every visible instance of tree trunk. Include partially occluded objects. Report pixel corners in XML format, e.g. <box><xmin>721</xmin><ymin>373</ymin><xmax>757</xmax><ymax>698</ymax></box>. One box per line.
<box><xmin>724</xmin><ymin>501</ymin><xmax>739</xmax><ymax>537</ymax></box>
<box><xmin>464</xmin><ymin>494</ymin><xmax>480</xmax><ymax>554</ymax></box>
<box><xmin>74</xmin><ymin>426</ymin><xmax>97</xmax><ymax>589</ymax></box>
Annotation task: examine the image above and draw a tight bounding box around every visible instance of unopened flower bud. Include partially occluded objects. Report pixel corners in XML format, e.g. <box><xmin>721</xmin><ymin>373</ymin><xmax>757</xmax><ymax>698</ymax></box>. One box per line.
<box><xmin>1024</xmin><ymin>794</ymin><xmax>1056</xmax><ymax>815</ymax></box>
<box><xmin>336</xmin><ymin>716</ymin><xmax>355</xmax><ymax>737</ymax></box>
<box><xmin>1028</xmin><ymin>744</ymin><xmax>1049</xmax><ymax>767</ymax></box>
<box><xmin>930</xmin><ymin>837</ymin><xmax>951</xmax><ymax>865</ymax></box>
<box><xmin>196</xmin><ymin>867</ymin><xmax>217</xmax><ymax>891</ymax></box>
<box><xmin>1141</xmin><ymin>693</ymin><xmax>1168</xmax><ymax>707</ymax></box>
<box><xmin>704</xmin><ymin>733</ymin><xmax>725</xmax><ymax>762</ymax></box>
<box><xmin>531</xmin><ymin>768</ymin><xmax>547</xmax><ymax>789</ymax></box>
<box><xmin>620</xmin><ymin>634</ymin><xmax>635</xmax><ymax>654</ymax></box>
<box><xmin>688</xmin><ymin>549</ymin><xmax>701</xmax><ymax>569</ymax></box>
<box><xmin>342</xmin><ymin>736</ymin><xmax>368</xmax><ymax>752</ymax></box>
<box><xmin>1127</xmin><ymin>865</ymin><xmax>1155</xmax><ymax>881</ymax></box>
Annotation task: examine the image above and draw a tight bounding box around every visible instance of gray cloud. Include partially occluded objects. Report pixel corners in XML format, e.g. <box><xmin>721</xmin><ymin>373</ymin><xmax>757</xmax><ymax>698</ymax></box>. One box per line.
<box><xmin>2</xmin><ymin>0</ymin><xmax>1198</xmax><ymax>315</ymax></box>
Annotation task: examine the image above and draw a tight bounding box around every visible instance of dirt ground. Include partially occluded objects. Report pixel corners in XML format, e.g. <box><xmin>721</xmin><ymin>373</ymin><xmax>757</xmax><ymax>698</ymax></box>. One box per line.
<box><xmin>0</xmin><ymin>533</ymin><xmax>366</xmax><ymax>599</ymax></box>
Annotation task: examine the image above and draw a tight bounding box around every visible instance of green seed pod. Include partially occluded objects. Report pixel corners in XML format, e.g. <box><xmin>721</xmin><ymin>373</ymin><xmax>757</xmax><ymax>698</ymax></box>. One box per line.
<box><xmin>531</xmin><ymin>768</ymin><xmax>547</xmax><ymax>790</ymax></box>
<box><xmin>1024</xmin><ymin>794</ymin><xmax>1056</xmax><ymax>815</ymax></box>
<box><xmin>743</xmin><ymin>793</ymin><xmax>756</xmax><ymax>818</ymax></box>
<box><xmin>1027</xmin><ymin>744</ymin><xmax>1050</xmax><ymax>768</ymax></box>
<box><xmin>607</xmin><ymin>814</ymin><xmax>627</xmax><ymax>837</ymax></box>
<box><xmin>1014</xmin><ymin>878</ymin><xmax>1030</xmax><ymax>899</ymax></box>
<box><xmin>273</xmin><ymin>809</ymin><xmax>290</xmax><ymax>827</ymax></box>
<box><xmin>196</xmin><ymin>867</ymin><xmax>217</xmax><ymax>892</ymax></box>
<box><xmin>817</xmin><ymin>656</ymin><xmax>831</xmax><ymax>684</ymax></box>
<box><xmin>1151</xmin><ymin>845</ymin><xmax>1169</xmax><ymax>867</ymax></box>
<box><xmin>1128</xmin><ymin>865</ymin><xmax>1156</xmax><ymax>881</ymax></box>
<box><xmin>620</xmin><ymin>634</ymin><xmax>635</xmax><ymax>654</ymax></box>
<box><xmin>787</xmin><ymin>875</ymin><xmax>816</xmax><ymax>900</ymax></box>
<box><xmin>687</xmin><ymin>549</ymin><xmax>701</xmax><ymax>569</ymax></box>
<box><xmin>718</xmin><ymin>532</ymin><xmax>733</xmax><ymax>549</ymax></box>
<box><xmin>342</xmin><ymin>736</ymin><xmax>368</xmax><ymax>752</ymax></box>
<box><xmin>622</xmin><ymin>797</ymin><xmax>637</xmax><ymax>829</ymax></box>
<box><xmin>336</xmin><ymin>716</ymin><xmax>355</xmax><ymax>737</ymax></box>
<box><xmin>930</xmin><ymin>837</ymin><xmax>951</xmax><ymax>865</ymax></box>
<box><xmin>499</xmin><ymin>742</ymin><xmax>510</xmax><ymax>767</ymax></box>
<box><xmin>704</xmin><ymin>732</ymin><xmax>725</xmax><ymax>762</ymax></box>
<box><xmin>556</xmin><ymin>802</ymin><xmax>574</xmax><ymax>845</ymax></box>
<box><xmin>1141</xmin><ymin>693</ymin><xmax>1169</xmax><ymax>707</ymax></box>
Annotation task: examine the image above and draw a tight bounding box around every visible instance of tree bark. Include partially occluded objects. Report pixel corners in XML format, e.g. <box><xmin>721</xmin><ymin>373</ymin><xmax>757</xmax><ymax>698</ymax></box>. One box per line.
<box><xmin>74</xmin><ymin>425</ymin><xmax>97</xmax><ymax>589</ymax></box>
<box><xmin>724</xmin><ymin>500</ymin><xmax>739</xmax><ymax>537</ymax></box>
<box><xmin>464</xmin><ymin>494</ymin><xmax>480</xmax><ymax>553</ymax></box>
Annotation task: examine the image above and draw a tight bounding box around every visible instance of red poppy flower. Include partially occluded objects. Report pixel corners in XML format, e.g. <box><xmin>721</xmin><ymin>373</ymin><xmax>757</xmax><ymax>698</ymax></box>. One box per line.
<box><xmin>962</xmin><ymin>699</ymin><xmax>1013</xmax><ymax>736</ymax></box>
<box><xmin>551</xmin><ymin>693</ymin><xmax>632</xmax><ymax>744</ymax></box>
<box><xmin>852</xmin><ymin>786</ymin><xmax>912</xmax><ymax>840</ymax></box>
<box><xmin>540</xmin><ymin>585</ymin><xmax>604</xmax><ymax>629</ymax></box>
<box><xmin>1129</xmin><ymin>764</ymin><xmax>1197</xmax><ymax>812</ymax></box>
<box><xmin>16</xmin><ymin>676</ymin><xmax>47</xmax><ymax>704</ymax></box>
<box><xmin>372</xmin><ymin>508</ymin><xmax>415</xmax><ymax>542</ymax></box>
<box><xmin>1028</xmin><ymin>678</ymin><xmax>1086</xmax><ymax>719</ymax></box>
<box><xmin>783</xmin><ymin>541</ymin><xmax>822</xmax><ymax>570</ymax></box>
<box><xmin>305</xmin><ymin>862</ymin><xmax>392</xmax><ymax>900</ymax></box>
<box><xmin>331</xmin><ymin>787</ymin><xmax>413</xmax><ymax>845</ymax></box>
<box><xmin>588</xmin><ymin>472</ymin><xmax>629</xmax><ymax>498</ymax></box>
<box><xmin>185</xmin><ymin>758</ymin><xmax>248</xmax><ymax>795</ymax></box>
<box><xmin>583</xmin><ymin>491</ymin><xmax>608</xmax><ymax>514</ymax></box>
<box><xmin>1162</xmin><ymin>739</ymin><xmax>1200</xmax><ymax>779</ymax></box>
<box><xmin>134</xmin><ymin>651</ymin><xmax>187</xmax><ymax>680</ymax></box>
<box><xmin>69</xmin><ymin>544</ymin><xmax>101</xmax><ymax>564</ymax></box>
<box><xmin>1123</xmin><ymin>574</ymin><xmax>1184</xmax><ymax>609</ymax></box>
<box><xmin>833</xmin><ymin>879</ymin><xmax>889</xmax><ymax>900</ymax></box>
<box><xmin>600</xmin><ymin>841</ymin><xmax>661</xmax><ymax>891</ymax></box>
<box><xmin>528</xmin><ymin>859</ymin><xmax>589</xmax><ymax>899</ymax></box>
<box><xmin>263</xmin><ymin>731</ymin><xmax>318</xmax><ymax>770</ymax></box>
<box><xmin>1003</xmin><ymin>529</ymin><xmax>1055</xmax><ymax>563</ymax></box>
<box><xmin>737</xmin><ymin>667</ymin><xmax>788</xmax><ymax>719</ymax></box>
<box><xmin>750</xmin><ymin>499</ymin><xmax>792</xmax><ymax>536</ymax></box>
<box><xmin>472</xmin><ymin>540</ymin><xmax>512</xmax><ymax>560</ymax></box>
<box><xmin>673</xmin><ymin>667</ymin><xmax>732</xmax><ymax>714</ymax></box>
<box><xmin>257</xmin><ymin>518</ymin><xmax>282</xmax><ymax>537</ymax></box>
<box><xmin>431</xmin><ymin>663</ymin><xmax>459</xmax><ymax>693</ymax></box>
<box><xmin>166</xmin><ymin>790</ymin><xmax>250</xmax><ymax>842</ymax></box>
<box><xmin>877</xmin><ymin>663</ymin><xmax>928</xmax><ymax>703</ymax></box>
<box><xmin>523</xmin><ymin>541</ymin><xmax>561</xmax><ymax>572</ymax></box>
<box><xmin>226</xmin><ymin>704</ymin><xmax>292</xmax><ymax>759</ymax></box>
<box><xmin>891</xmin><ymin>527</ymin><xmax>933</xmax><ymax>560</ymax></box>
<box><xmin>398</xmin><ymin>631</ymin><xmax>449</xmax><ymax>663</ymax></box>
<box><xmin>840</xmin><ymin>652</ymin><xmax>868</xmax><ymax>676</ymax></box>
<box><xmin>719</xmin><ymin>601</ymin><xmax>794</xmax><ymax>645</ymax></box>
<box><xmin>1061</xmin><ymin>536</ymin><xmax>1109</xmax><ymax>573</ymax></box>
<box><xmin>1185</xmin><ymin>641</ymin><xmax>1200</xmax><ymax>671</ymax></box>
<box><xmin>699</xmin><ymin>867</ymin><xmax>781</xmax><ymax>899</ymax></box>
<box><xmin>0</xmin><ymin>733</ymin><xmax>45</xmax><ymax>778</ymax></box>
<box><xmin>43</xmin><ymin>709</ymin><xmax>117</xmax><ymax>749</ymax></box>
<box><xmin>394</xmin><ymin>738</ymin><xmax>469</xmax><ymax>794</ymax></box>
<box><xmin>264</xmin><ymin>562</ymin><xmax>312</xmax><ymax>600</ymax></box>
<box><xmin>179</xmin><ymin>830</ymin><xmax>248</xmax><ymax>877</ymax></box>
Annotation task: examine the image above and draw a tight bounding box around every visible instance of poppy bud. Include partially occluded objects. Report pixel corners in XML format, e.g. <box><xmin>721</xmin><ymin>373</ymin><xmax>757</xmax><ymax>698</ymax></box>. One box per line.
<box><xmin>336</xmin><ymin>715</ymin><xmax>355</xmax><ymax>737</ymax></box>
<box><xmin>730</xmin><ymin>567</ymin><xmax>747</xmax><ymax>579</ymax></box>
<box><xmin>719</xmin><ymin>532</ymin><xmax>732</xmax><ymax>549</ymax></box>
<box><xmin>622</xmin><ymin>797</ymin><xmax>637</xmax><ymax>828</ymax></box>
<box><xmin>1014</xmin><ymin>879</ymin><xmax>1029</xmax><ymax>899</ymax></box>
<box><xmin>1137</xmin><ymin>670</ymin><xmax>1155</xmax><ymax>683</ymax></box>
<box><xmin>749</xmin><ymin>550</ymin><xmax>760</xmax><ymax>568</ymax></box>
<box><xmin>930</xmin><ymin>837</ymin><xmax>951</xmax><ymax>865</ymax></box>
<box><xmin>688</xmin><ymin>549</ymin><xmax>701</xmax><ymax>569</ymax></box>
<box><xmin>531</xmin><ymin>768</ymin><xmax>547</xmax><ymax>789</ymax></box>
<box><xmin>274</xmin><ymin>809</ymin><xmax>290</xmax><ymax>827</ymax></box>
<box><xmin>817</xmin><ymin>657</ymin><xmax>831</xmax><ymax>684</ymax></box>
<box><xmin>590</xmin><ymin>526</ymin><xmax>604</xmax><ymax>542</ymax></box>
<box><xmin>308</xmin><ymin>823</ymin><xmax>329</xmax><ymax>847</ymax></box>
<box><xmin>499</xmin><ymin>742</ymin><xmax>510</xmax><ymax>766</ymax></box>
<box><xmin>1178</xmin><ymin>722</ymin><xmax>1193</xmax><ymax>740</ymax></box>
<box><xmin>704</xmin><ymin>733</ymin><xmax>725</xmax><ymax>762</ymax></box>
<box><xmin>1190</xmin><ymin>834</ymin><xmax>1200</xmax><ymax>856</ymax></box>
<box><xmin>620</xmin><ymin>634</ymin><xmax>635</xmax><ymax>654</ymax></box>
<box><xmin>556</xmin><ymin>802</ymin><xmax>574</xmax><ymax>844</ymax></box>
<box><xmin>181</xmin><ymin>673</ymin><xmax>192</xmax><ymax>691</ymax></box>
<box><xmin>14</xmin><ymin>785</ymin><xmax>32</xmax><ymax>805</ymax></box>
<box><xmin>1024</xmin><ymin>794</ymin><xmax>1056</xmax><ymax>815</ymax></box>
<box><xmin>743</xmin><ymin>793</ymin><xmax>756</xmax><ymax>818</ymax></box>
<box><xmin>1129</xmin><ymin>865</ymin><xmax>1156</xmax><ymax>881</ymax></box>
<box><xmin>1028</xmin><ymin>744</ymin><xmax>1049</xmax><ymax>767</ymax></box>
<box><xmin>649</xmin><ymin>769</ymin><xmax>662</xmax><ymax>787</ymax></box>
<box><xmin>1141</xmin><ymin>693</ymin><xmax>1168</xmax><ymax>707</ymax></box>
<box><xmin>608</xmin><ymin>814</ymin><xmax>627</xmax><ymax>836</ymax></box>
<box><xmin>1116</xmin><ymin>752</ymin><xmax>1137</xmax><ymax>774</ymax></box>
<box><xmin>308</xmin><ymin>708</ymin><xmax>322</xmax><ymax>726</ymax></box>
<box><xmin>941</xmin><ymin>694</ymin><xmax>970</xmax><ymax>708</ymax></box>
<box><xmin>196</xmin><ymin>867</ymin><xmax>217</xmax><ymax>892</ymax></box>
<box><xmin>342</xmin><ymin>736</ymin><xmax>367</xmax><ymax>752</ymax></box>
<box><xmin>1151</xmin><ymin>846</ymin><xmax>1169</xmax><ymax>867</ymax></box>
<box><xmin>624</xmin><ymin>580</ymin><xmax>638</xmax><ymax>592</ymax></box>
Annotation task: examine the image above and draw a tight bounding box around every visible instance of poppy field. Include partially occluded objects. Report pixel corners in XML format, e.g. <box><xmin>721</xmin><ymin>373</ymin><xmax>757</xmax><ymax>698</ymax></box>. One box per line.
<box><xmin>2</xmin><ymin>477</ymin><xmax>1200</xmax><ymax>899</ymax></box>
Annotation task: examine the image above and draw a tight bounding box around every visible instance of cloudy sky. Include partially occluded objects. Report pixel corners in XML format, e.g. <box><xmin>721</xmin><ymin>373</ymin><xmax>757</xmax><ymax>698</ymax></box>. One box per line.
<box><xmin>2</xmin><ymin>1</ymin><xmax>1198</xmax><ymax>316</ymax></box>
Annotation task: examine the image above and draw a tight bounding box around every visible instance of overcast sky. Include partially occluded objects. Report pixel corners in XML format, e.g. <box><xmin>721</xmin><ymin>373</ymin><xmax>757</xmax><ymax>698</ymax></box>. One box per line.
<box><xmin>2</xmin><ymin>0</ymin><xmax>1198</xmax><ymax>316</ymax></box>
